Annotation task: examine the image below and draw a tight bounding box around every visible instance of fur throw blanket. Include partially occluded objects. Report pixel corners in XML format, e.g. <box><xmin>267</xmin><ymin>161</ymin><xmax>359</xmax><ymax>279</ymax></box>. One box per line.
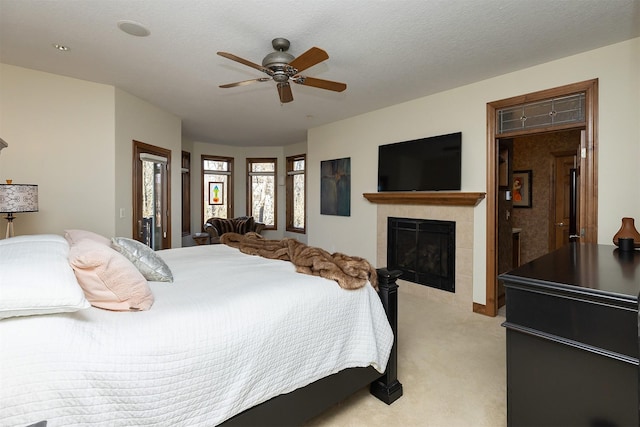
<box><xmin>220</xmin><ymin>232</ymin><xmax>378</xmax><ymax>290</ymax></box>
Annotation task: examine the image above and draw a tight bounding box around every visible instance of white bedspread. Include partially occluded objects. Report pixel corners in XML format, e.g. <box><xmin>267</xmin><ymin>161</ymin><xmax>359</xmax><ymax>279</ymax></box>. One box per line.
<box><xmin>0</xmin><ymin>244</ymin><xmax>393</xmax><ymax>426</ymax></box>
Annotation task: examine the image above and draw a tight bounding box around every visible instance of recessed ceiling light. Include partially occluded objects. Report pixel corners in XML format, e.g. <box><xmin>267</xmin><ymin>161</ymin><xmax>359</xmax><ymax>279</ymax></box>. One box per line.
<box><xmin>117</xmin><ymin>20</ymin><xmax>150</xmax><ymax>37</ymax></box>
<box><xmin>52</xmin><ymin>43</ymin><xmax>70</xmax><ymax>51</ymax></box>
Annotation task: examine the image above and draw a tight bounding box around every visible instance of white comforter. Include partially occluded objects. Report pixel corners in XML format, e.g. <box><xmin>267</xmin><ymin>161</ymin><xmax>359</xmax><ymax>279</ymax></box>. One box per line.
<box><xmin>0</xmin><ymin>244</ymin><xmax>393</xmax><ymax>426</ymax></box>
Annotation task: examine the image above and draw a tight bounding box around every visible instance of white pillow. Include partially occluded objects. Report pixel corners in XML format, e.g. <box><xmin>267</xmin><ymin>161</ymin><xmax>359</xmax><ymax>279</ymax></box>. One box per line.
<box><xmin>0</xmin><ymin>236</ymin><xmax>90</xmax><ymax>319</ymax></box>
<box><xmin>111</xmin><ymin>237</ymin><xmax>173</xmax><ymax>282</ymax></box>
<box><xmin>0</xmin><ymin>234</ymin><xmax>67</xmax><ymax>246</ymax></box>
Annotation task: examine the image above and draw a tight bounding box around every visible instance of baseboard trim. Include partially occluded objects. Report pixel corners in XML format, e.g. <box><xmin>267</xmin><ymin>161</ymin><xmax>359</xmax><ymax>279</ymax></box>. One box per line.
<box><xmin>473</xmin><ymin>302</ymin><xmax>495</xmax><ymax>317</ymax></box>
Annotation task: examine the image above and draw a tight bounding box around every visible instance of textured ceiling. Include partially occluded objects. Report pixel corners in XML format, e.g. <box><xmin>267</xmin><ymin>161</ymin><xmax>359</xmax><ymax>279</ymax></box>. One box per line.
<box><xmin>1</xmin><ymin>0</ymin><xmax>638</xmax><ymax>146</ymax></box>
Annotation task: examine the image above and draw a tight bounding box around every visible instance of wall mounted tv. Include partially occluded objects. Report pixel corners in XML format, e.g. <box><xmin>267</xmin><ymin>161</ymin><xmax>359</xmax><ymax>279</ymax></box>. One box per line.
<box><xmin>378</xmin><ymin>132</ymin><xmax>462</xmax><ymax>192</ymax></box>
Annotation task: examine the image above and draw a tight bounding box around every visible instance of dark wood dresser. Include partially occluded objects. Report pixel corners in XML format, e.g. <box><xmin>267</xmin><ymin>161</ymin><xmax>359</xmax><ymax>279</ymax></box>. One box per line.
<box><xmin>500</xmin><ymin>243</ymin><xmax>640</xmax><ymax>426</ymax></box>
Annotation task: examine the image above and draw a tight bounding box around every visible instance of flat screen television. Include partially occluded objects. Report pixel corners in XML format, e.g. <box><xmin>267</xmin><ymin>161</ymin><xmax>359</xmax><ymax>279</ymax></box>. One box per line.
<box><xmin>377</xmin><ymin>132</ymin><xmax>462</xmax><ymax>192</ymax></box>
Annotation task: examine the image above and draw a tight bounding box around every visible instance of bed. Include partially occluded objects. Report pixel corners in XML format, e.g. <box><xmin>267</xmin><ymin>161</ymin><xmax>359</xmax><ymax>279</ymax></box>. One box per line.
<box><xmin>0</xmin><ymin>233</ymin><xmax>402</xmax><ymax>426</ymax></box>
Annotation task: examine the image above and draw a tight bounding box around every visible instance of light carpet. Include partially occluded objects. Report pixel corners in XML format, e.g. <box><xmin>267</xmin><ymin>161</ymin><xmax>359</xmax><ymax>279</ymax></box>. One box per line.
<box><xmin>306</xmin><ymin>282</ymin><xmax>507</xmax><ymax>427</ymax></box>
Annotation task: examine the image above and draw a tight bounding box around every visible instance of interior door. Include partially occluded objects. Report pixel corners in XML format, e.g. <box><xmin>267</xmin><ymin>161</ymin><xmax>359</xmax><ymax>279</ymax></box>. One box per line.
<box><xmin>551</xmin><ymin>153</ymin><xmax>577</xmax><ymax>250</ymax></box>
<box><xmin>133</xmin><ymin>141</ymin><xmax>171</xmax><ymax>250</ymax></box>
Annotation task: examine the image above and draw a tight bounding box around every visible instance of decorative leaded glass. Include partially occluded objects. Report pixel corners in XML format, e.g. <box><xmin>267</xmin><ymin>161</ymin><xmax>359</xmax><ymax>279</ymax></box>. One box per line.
<box><xmin>497</xmin><ymin>93</ymin><xmax>585</xmax><ymax>134</ymax></box>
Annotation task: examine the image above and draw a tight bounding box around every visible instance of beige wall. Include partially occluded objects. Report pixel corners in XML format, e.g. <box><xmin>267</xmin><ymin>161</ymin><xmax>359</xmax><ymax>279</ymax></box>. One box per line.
<box><xmin>307</xmin><ymin>37</ymin><xmax>640</xmax><ymax>305</ymax></box>
<box><xmin>114</xmin><ymin>88</ymin><xmax>182</xmax><ymax>244</ymax></box>
<box><xmin>0</xmin><ymin>64</ymin><xmax>183</xmax><ymax>244</ymax></box>
<box><xmin>0</xmin><ymin>64</ymin><xmax>116</xmax><ymax>237</ymax></box>
<box><xmin>1</xmin><ymin>37</ymin><xmax>637</xmax><ymax>307</ymax></box>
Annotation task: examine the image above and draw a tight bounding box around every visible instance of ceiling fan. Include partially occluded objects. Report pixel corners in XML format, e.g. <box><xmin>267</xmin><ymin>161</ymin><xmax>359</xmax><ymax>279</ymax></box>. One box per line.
<box><xmin>217</xmin><ymin>38</ymin><xmax>347</xmax><ymax>103</ymax></box>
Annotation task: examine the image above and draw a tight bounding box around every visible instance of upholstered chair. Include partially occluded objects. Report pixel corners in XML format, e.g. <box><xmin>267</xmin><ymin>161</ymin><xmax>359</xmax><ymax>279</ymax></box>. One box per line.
<box><xmin>203</xmin><ymin>216</ymin><xmax>265</xmax><ymax>244</ymax></box>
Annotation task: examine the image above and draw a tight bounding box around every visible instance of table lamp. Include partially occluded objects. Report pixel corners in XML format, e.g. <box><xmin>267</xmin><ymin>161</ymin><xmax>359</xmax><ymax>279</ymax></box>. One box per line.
<box><xmin>0</xmin><ymin>181</ymin><xmax>39</xmax><ymax>238</ymax></box>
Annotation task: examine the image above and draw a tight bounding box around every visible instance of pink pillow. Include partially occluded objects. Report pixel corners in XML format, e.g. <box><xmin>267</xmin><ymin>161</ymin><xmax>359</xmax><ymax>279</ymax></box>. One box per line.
<box><xmin>64</xmin><ymin>229</ymin><xmax>111</xmax><ymax>247</ymax></box>
<box><xmin>68</xmin><ymin>239</ymin><xmax>154</xmax><ymax>311</ymax></box>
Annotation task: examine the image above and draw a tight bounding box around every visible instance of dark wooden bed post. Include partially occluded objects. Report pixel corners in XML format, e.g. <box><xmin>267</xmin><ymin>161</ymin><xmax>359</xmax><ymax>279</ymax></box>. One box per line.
<box><xmin>371</xmin><ymin>268</ymin><xmax>404</xmax><ymax>404</ymax></box>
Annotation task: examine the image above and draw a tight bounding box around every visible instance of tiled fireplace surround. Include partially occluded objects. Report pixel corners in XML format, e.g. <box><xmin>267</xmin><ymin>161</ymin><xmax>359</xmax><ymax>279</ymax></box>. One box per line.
<box><xmin>368</xmin><ymin>193</ymin><xmax>483</xmax><ymax>311</ymax></box>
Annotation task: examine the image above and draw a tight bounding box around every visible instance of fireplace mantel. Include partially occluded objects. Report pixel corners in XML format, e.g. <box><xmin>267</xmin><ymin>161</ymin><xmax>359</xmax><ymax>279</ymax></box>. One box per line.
<box><xmin>363</xmin><ymin>192</ymin><xmax>485</xmax><ymax>206</ymax></box>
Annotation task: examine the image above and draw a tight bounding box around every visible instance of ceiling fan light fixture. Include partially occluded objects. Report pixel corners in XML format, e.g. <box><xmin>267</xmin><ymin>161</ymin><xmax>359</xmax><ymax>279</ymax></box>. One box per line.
<box><xmin>272</xmin><ymin>72</ymin><xmax>289</xmax><ymax>83</ymax></box>
<box><xmin>218</xmin><ymin>37</ymin><xmax>346</xmax><ymax>103</ymax></box>
<box><xmin>261</xmin><ymin>51</ymin><xmax>294</xmax><ymax>68</ymax></box>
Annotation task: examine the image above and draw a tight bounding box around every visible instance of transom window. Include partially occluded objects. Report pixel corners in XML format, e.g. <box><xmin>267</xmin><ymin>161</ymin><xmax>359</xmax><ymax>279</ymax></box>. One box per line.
<box><xmin>497</xmin><ymin>93</ymin><xmax>585</xmax><ymax>134</ymax></box>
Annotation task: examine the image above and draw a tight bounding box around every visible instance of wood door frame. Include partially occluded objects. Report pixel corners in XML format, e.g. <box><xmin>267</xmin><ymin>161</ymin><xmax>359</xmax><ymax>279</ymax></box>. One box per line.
<box><xmin>478</xmin><ymin>79</ymin><xmax>598</xmax><ymax>317</ymax></box>
<box><xmin>133</xmin><ymin>140</ymin><xmax>172</xmax><ymax>249</ymax></box>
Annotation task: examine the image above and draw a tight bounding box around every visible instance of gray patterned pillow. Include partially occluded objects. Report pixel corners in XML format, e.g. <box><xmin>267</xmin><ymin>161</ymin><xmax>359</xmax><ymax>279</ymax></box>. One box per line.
<box><xmin>111</xmin><ymin>237</ymin><xmax>173</xmax><ymax>282</ymax></box>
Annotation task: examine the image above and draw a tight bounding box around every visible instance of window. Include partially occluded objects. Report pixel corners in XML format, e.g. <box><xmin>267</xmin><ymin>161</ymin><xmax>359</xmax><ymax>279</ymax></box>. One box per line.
<box><xmin>286</xmin><ymin>154</ymin><xmax>305</xmax><ymax>233</ymax></box>
<box><xmin>247</xmin><ymin>158</ymin><xmax>276</xmax><ymax>229</ymax></box>
<box><xmin>202</xmin><ymin>155</ymin><xmax>233</xmax><ymax>226</ymax></box>
<box><xmin>497</xmin><ymin>93</ymin><xmax>586</xmax><ymax>134</ymax></box>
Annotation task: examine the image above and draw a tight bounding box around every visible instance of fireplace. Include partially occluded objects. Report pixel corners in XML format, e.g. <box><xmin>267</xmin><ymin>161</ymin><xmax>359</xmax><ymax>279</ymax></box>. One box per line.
<box><xmin>387</xmin><ymin>217</ymin><xmax>456</xmax><ymax>292</ymax></box>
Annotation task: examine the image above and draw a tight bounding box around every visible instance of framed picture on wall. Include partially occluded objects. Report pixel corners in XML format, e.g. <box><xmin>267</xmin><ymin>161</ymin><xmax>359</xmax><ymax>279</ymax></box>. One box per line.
<box><xmin>208</xmin><ymin>182</ymin><xmax>224</xmax><ymax>205</ymax></box>
<box><xmin>320</xmin><ymin>157</ymin><xmax>351</xmax><ymax>216</ymax></box>
<box><xmin>513</xmin><ymin>170</ymin><xmax>532</xmax><ymax>208</ymax></box>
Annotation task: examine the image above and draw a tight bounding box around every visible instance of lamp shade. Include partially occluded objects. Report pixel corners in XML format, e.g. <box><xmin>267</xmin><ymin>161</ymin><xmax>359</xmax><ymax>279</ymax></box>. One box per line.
<box><xmin>0</xmin><ymin>184</ymin><xmax>38</xmax><ymax>213</ymax></box>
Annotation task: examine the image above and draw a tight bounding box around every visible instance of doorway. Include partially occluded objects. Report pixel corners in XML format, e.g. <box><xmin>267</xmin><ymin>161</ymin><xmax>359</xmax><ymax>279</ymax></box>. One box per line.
<box><xmin>494</xmin><ymin>132</ymin><xmax>581</xmax><ymax>308</ymax></box>
<box><xmin>506</xmin><ymin>131</ymin><xmax>582</xmax><ymax>264</ymax></box>
<box><xmin>481</xmin><ymin>79</ymin><xmax>598</xmax><ymax>317</ymax></box>
<box><xmin>133</xmin><ymin>140</ymin><xmax>171</xmax><ymax>250</ymax></box>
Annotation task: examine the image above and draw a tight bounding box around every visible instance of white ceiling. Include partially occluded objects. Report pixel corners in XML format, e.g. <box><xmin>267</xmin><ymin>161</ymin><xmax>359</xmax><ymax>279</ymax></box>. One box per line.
<box><xmin>1</xmin><ymin>0</ymin><xmax>638</xmax><ymax>147</ymax></box>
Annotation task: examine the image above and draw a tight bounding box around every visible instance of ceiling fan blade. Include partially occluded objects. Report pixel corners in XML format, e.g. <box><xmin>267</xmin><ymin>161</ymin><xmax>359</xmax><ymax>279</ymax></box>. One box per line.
<box><xmin>288</xmin><ymin>47</ymin><xmax>329</xmax><ymax>73</ymax></box>
<box><xmin>217</xmin><ymin>51</ymin><xmax>272</xmax><ymax>75</ymax></box>
<box><xmin>293</xmin><ymin>76</ymin><xmax>347</xmax><ymax>92</ymax></box>
<box><xmin>219</xmin><ymin>78</ymin><xmax>271</xmax><ymax>88</ymax></box>
<box><xmin>277</xmin><ymin>82</ymin><xmax>293</xmax><ymax>103</ymax></box>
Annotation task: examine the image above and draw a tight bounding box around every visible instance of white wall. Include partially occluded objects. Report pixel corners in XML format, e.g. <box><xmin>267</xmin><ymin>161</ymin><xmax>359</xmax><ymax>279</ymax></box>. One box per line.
<box><xmin>308</xmin><ymin>37</ymin><xmax>640</xmax><ymax>305</ymax></box>
<box><xmin>0</xmin><ymin>64</ymin><xmax>116</xmax><ymax>237</ymax></box>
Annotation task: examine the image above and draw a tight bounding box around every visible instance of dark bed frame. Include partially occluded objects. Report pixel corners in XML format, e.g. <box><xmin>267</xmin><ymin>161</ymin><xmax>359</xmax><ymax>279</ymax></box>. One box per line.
<box><xmin>222</xmin><ymin>268</ymin><xmax>404</xmax><ymax>426</ymax></box>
